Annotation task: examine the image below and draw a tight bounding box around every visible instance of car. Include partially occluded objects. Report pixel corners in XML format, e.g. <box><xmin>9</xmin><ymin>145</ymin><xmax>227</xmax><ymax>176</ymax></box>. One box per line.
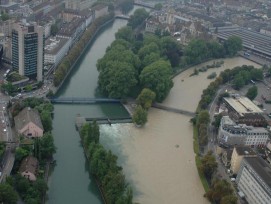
<box><xmin>3</xmin><ymin>129</ymin><xmax>6</xmax><ymax>132</ymax></box>
<box><xmin>231</xmin><ymin>178</ymin><xmax>236</xmax><ymax>182</ymax></box>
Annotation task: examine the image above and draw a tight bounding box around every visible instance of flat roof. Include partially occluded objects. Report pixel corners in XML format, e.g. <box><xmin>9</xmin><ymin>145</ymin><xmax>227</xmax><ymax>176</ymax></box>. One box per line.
<box><xmin>224</xmin><ymin>96</ymin><xmax>263</xmax><ymax>114</ymax></box>
<box><xmin>235</xmin><ymin>146</ymin><xmax>256</xmax><ymax>156</ymax></box>
<box><xmin>244</xmin><ymin>157</ymin><xmax>271</xmax><ymax>190</ymax></box>
<box><xmin>45</xmin><ymin>37</ymin><xmax>68</xmax><ymax>55</ymax></box>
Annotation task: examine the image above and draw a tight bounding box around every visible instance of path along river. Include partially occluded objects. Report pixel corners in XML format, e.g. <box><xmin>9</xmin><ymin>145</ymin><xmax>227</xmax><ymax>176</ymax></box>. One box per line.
<box><xmin>46</xmin><ymin>5</ymin><xmax>261</xmax><ymax>203</ymax></box>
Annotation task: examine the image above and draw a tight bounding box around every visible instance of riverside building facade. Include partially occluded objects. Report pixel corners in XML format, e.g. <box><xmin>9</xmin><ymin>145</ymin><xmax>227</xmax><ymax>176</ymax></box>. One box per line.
<box><xmin>12</xmin><ymin>21</ymin><xmax>44</xmax><ymax>81</ymax></box>
<box><xmin>236</xmin><ymin>157</ymin><xmax>271</xmax><ymax>204</ymax></box>
<box><xmin>218</xmin><ymin>116</ymin><xmax>269</xmax><ymax>147</ymax></box>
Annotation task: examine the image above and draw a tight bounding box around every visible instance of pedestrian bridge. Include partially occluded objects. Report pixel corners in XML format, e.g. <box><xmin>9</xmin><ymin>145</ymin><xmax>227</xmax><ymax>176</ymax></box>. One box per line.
<box><xmin>152</xmin><ymin>103</ymin><xmax>196</xmax><ymax>117</ymax></box>
<box><xmin>50</xmin><ymin>97</ymin><xmax>121</xmax><ymax>104</ymax></box>
<box><xmin>115</xmin><ymin>15</ymin><xmax>130</xmax><ymax>20</ymax></box>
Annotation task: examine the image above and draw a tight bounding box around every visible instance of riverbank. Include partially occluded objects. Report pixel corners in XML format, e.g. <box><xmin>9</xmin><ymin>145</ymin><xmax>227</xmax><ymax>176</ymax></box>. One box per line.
<box><xmin>100</xmin><ymin>57</ymin><xmax>261</xmax><ymax>204</ymax></box>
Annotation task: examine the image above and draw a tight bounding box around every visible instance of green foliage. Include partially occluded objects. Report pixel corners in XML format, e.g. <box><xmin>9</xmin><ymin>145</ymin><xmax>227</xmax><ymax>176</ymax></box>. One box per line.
<box><xmin>14</xmin><ymin>175</ymin><xmax>48</xmax><ymax>204</ymax></box>
<box><xmin>115</xmin><ymin>26</ymin><xmax>135</xmax><ymax>42</ymax></box>
<box><xmin>246</xmin><ymin>86</ymin><xmax>258</xmax><ymax>100</ymax></box>
<box><xmin>51</xmin><ymin>23</ymin><xmax>58</xmax><ymax>36</ymax></box>
<box><xmin>224</xmin><ymin>36</ymin><xmax>242</xmax><ymax>57</ymax></box>
<box><xmin>213</xmin><ymin>114</ymin><xmax>223</xmax><ymax>128</ymax></box>
<box><xmin>205</xmin><ymin>179</ymin><xmax>235</xmax><ymax>203</ymax></box>
<box><xmin>132</xmin><ymin>105</ymin><xmax>148</xmax><ymax>126</ymax></box>
<box><xmin>154</xmin><ymin>3</ymin><xmax>163</xmax><ymax>10</ymax></box>
<box><xmin>40</xmin><ymin>110</ymin><xmax>52</xmax><ymax>132</ymax></box>
<box><xmin>80</xmin><ymin>122</ymin><xmax>133</xmax><ymax>203</ymax></box>
<box><xmin>127</xmin><ymin>8</ymin><xmax>149</xmax><ymax>29</ymax></box>
<box><xmin>24</xmin><ymin>84</ymin><xmax>33</xmax><ymax>92</ymax></box>
<box><xmin>207</xmin><ymin>72</ymin><xmax>217</xmax><ymax>79</ymax></box>
<box><xmin>140</xmin><ymin>60</ymin><xmax>173</xmax><ymax>102</ymax></box>
<box><xmin>0</xmin><ymin>12</ymin><xmax>9</xmax><ymax>21</ymax></box>
<box><xmin>221</xmin><ymin>195</ymin><xmax>238</xmax><ymax>204</ymax></box>
<box><xmin>118</xmin><ymin>0</ymin><xmax>133</xmax><ymax>13</ymax></box>
<box><xmin>136</xmin><ymin>88</ymin><xmax>156</xmax><ymax>109</ymax></box>
<box><xmin>1</xmin><ymin>82</ymin><xmax>18</xmax><ymax>95</ymax></box>
<box><xmin>200</xmin><ymin>151</ymin><xmax>218</xmax><ymax>179</ymax></box>
<box><xmin>38</xmin><ymin>132</ymin><xmax>56</xmax><ymax>160</ymax></box>
<box><xmin>0</xmin><ymin>183</ymin><xmax>18</xmax><ymax>204</ymax></box>
<box><xmin>15</xmin><ymin>146</ymin><xmax>31</xmax><ymax>162</ymax></box>
<box><xmin>197</xmin><ymin>110</ymin><xmax>210</xmax><ymax>127</ymax></box>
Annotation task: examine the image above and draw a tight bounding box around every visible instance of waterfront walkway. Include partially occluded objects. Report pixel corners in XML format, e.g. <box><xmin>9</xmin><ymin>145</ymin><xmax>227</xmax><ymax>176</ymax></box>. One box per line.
<box><xmin>152</xmin><ymin>103</ymin><xmax>196</xmax><ymax>117</ymax></box>
<box><xmin>50</xmin><ymin>97</ymin><xmax>121</xmax><ymax>104</ymax></box>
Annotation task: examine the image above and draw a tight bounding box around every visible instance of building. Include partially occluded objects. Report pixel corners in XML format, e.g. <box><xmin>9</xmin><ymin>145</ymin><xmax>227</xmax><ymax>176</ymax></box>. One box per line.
<box><xmin>14</xmin><ymin>107</ymin><xmax>44</xmax><ymax>138</ymax></box>
<box><xmin>44</xmin><ymin>36</ymin><xmax>70</xmax><ymax>65</ymax></box>
<box><xmin>19</xmin><ymin>156</ymin><xmax>38</xmax><ymax>181</ymax></box>
<box><xmin>92</xmin><ymin>4</ymin><xmax>108</xmax><ymax>19</ymax></box>
<box><xmin>65</xmin><ymin>0</ymin><xmax>95</xmax><ymax>11</ymax></box>
<box><xmin>218</xmin><ymin>116</ymin><xmax>269</xmax><ymax>147</ymax></box>
<box><xmin>230</xmin><ymin>146</ymin><xmax>256</xmax><ymax>174</ymax></box>
<box><xmin>12</xmin><ymin>21</ymin><xmax>44</xmax><ymax>81</ymax></box>
<box><xmin>236</xmin><ymin>157</ymin><xmax>271</xmax><ymax>204</ymax></box>
<box><xmin>223</xmin><ymin>96</ymin><xmax>266</xmax><ymax>127</ymax></box>
<box><xmin>145</xmin><ymin>17</ymin><xmax>161</xmax><ymax>33</ymax></box>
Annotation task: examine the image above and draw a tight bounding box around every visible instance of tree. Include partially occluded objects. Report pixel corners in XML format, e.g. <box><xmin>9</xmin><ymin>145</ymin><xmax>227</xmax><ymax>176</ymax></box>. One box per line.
<box><xmin>154</xmin><ymin>3</ymin><xmax>163</xmax><ymax>10</ymax></box>
<box><xmin>1</xmin><ymin>12</ymin><xmax>9</xmax><ymax>21</ymax></box>
<box><xmin>24</xmin><ymin>84</ymin><xmax>33</xmax><ymax>92</ymax></box>
<box><xmin>246</xmin><ymin>86</ymin><xmax>258</xmax><ymax>100</ymax></box>
<box><xmin>40</xmin><ymin>111</ymin><xmax>52</xmax><ymax>132</ymax></box>
<box><xmin>136</xmin><ymin>88</ymin><xmax>156</xmax><ymax>109</ymax></box>
<box><xmin>128</xmin><ymin>8</ymin><xmax>149</xmax><ymax>29</ymax></box>
<box><xmin>221</xmin><ymin>195</ymin><xmax>238</xmax><ymax>204</ymax></box>
<box><xmin>98</xmin><ymin>61</ymin><xmax>138</xmax><ymax>98</ymax></box>
<box><xmin>139</xmin><ymin>60</ymin><xmax>173</xmax><ymax>102</ymax></box>
<box><xmin>233</xmin><ymin>73</ymin><xmax>245</xmax><ymax>89</ymax></box>
<box><xmin>205</xmin><ymin>179</ymin><xmax>235</xmax><ymax>203</ymax></box>
<box><xmin>15</xmin><ymin>147</ymin><xmax>30</xmax><ymax>162</ymax></box>
<box><xmin>184</xmin><ymin>39</ymin><xmax>208</xmax><ymax>64</ymax></box>
<box><xmin>197</xmin><ymin>110</ymin><xmax>210</xmax><ymax>127</ymax></box>
<box><xmin>0</xmin><ymin>183</ymin><xmax>18</xmax><ymax>204</ymax></box>
<box><xmin>224</xmin><ymin>36</ymin><xmax>242</xmax><ymax>57</ymax></box>
<box><xmin>200</xmin><ymin>151</ymin><xmax>218</xmax><ymax>179</ymax></box>
<box><xmin>132</xmin><ymin>105</ymin><xmax>148</xmax><ymax>126</ymax></box>
<box><xmin>115</xmin><ymin>26</ymin><xmax>134</xmax><ymax>42</ymax></box>
<box><xmin>212</xmin><ymin>114</ymin><xmax>223</xmax><ymax>128</ymax></box>
<box><xmin>51</xmin><ymin>23</ymin><xmax>58</xmax><ymax>36</ymax></box>
<box><xmin>39</xmin><ymin>133</ymin><xmax>56</xmax><ymax>160</ymax></box>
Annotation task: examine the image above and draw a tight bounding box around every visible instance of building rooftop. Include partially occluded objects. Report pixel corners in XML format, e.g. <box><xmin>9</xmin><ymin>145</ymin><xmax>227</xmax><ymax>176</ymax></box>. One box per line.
<box><xmin>19</xmin><ymin>155</ymin><xmax>38</xmax><ymax>175</ymax></box>
<box><xmin>45</xmin><ymin>37</ymin><xmax>69</xmax><ymax>55</ymax></box>
<box><xmin>14</xmin><ymin>107</ymin><xmax>43</xmax><ymax>131</ymax></box>
<box><xmin>244</xmin><ymin>157</ymin><xmax>271</xmax><ymax>189</ymax></box>
<box><xmin>235</xmin><ymin>146</ymin><xmax>256</xmax><ymax>156</ymax></box>
<box><xmin>224</xmin><ymin>96</ymin><xmax>263</xmax><ymax>115</ymax></box>
<box><xmin>58</xmin><ymin>17</ymin><xmax>85</xmax><ymax>36</ymax></box>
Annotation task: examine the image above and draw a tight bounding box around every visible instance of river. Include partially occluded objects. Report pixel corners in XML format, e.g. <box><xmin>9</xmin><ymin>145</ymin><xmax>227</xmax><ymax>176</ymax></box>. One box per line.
<box><xmin>47</xmin><ymin>6</ymin><xmax>148</xmax><ymax>204</ymax></box>
<box><xmin>100</xmin><ymin>57</ymin><xmax>261</xmax><ymax>204</ymax></box>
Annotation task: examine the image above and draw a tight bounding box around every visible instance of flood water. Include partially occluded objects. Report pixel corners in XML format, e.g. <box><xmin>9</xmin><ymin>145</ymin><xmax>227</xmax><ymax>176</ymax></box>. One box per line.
<box><xmin>100</xmin><ymin>57</ymin><xmax>261</xmax><ymax>204</ymax></box>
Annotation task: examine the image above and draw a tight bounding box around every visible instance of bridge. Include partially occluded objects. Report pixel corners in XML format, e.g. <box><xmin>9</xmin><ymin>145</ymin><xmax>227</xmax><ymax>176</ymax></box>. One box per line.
<box><xmin>115</xmin><ymin>14</ymin><xmax>130</xmax><ymax>20</ymax></box>
<box><xmin>134</xmin><ymin>0</ymin><xmax>155</xmax><ymax>9</ymax></box>
<box><xmin>50</xmin><ymin>97</ymin><xmax>121</xmax><ymax>104</ymax></box>
<box><xmin>152</xmin><ymin>103</ymin><xmax>196</xmax><ymax>117</ymax></box>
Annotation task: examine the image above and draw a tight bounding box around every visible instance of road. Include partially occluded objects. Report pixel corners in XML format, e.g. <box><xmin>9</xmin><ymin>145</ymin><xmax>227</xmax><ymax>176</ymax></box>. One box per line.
<box><xmin>0</xmin><ymin>91</ymin><xmax>16</xmax><ymax>183</ymax></box>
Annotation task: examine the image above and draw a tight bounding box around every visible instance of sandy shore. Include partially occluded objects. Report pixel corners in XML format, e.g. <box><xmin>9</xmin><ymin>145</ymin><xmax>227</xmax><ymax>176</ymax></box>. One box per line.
<box><xmin>100</xmin><ymin>57</ymin><xmax>261</xmax><ymax>204</ymax></box>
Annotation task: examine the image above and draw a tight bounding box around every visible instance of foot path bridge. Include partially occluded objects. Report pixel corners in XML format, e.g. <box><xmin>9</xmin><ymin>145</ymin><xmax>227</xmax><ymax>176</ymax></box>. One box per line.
<box><xmin>50</xmin><ymin>98</ymin><xmax>195</xmax><ymax>117</ymax></box>
<box><xmin>152</xmin><ymin>103</ymin><xmax>196</xmax><ymax>117</ymax></box>
<box><xmin>50</xmin><ymin>97</ymin><xmax>121</xmax><ymax>104</ymax></box>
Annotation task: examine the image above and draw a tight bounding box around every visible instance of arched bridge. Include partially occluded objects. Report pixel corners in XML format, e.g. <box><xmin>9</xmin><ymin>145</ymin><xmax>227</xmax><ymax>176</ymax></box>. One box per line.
<box><xmin>50</xmin><ymin>97</ymin><xmax>121</xmax><ymax>104</ymax></box>
<box><xmin>152</xmin><ymin>103</ymin><xmax>196</xmax><ymax>117</ymax></box>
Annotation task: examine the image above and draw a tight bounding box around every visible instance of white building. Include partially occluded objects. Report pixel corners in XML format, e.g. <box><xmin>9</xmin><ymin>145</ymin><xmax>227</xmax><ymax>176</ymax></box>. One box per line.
<box><xmin>44</xmin><ymin>37</ymin><xmax>70</xmax><ymax>65</ymax></box>
<box><xmin>236</xmin><ymin>157</ymin><xmax>271</xmax><ymax>204</ymax></box>
<box><xmin>218</xmin><ymin>116</ymin><xmax>269</xmax><ymax>147</ymax></box>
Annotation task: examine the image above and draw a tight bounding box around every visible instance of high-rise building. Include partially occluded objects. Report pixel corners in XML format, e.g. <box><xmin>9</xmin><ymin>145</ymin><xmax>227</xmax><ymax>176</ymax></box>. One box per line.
<box><xmin>12</xmin><ymin>21</ymin><xmax>44</xmax><ymax>81</ymax></box>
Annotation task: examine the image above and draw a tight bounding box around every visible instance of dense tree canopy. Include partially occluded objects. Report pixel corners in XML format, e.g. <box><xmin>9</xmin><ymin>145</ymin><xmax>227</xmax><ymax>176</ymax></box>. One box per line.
<box><xmin>136</xmin><ymin>88</ymin><xmax>156</xmax><ymax>109</ymax></box>
<box><xmin>200</xmin><ymin>151</ymin><xmax>218</xmax><ymax>179</ymax></box>
<box><xmin>128</xmin><ymin>8</ymin><xmax>149</xmax><ymax>29</ymax></box>
<box><xmin>132</xmin><ymin>105</ymin><xmax>148</xmax><ymax>126</ymax></box>
<box><xmin>224</xmin><ymin>36</ymin><xmax>242</xmax><ymax>57</ymax></box>
<box><xmin>139</xmin><ymin>60</ymin><xmax>173</xmax><ymax>102</ymax></box>
<box><xmin>0</xmin><ymin>183</ymin><xmax>18</xmax><ymax>204</ymax></box>
<box><xmin>246</xmin><ymin>86</ymin><xmax>258</xmax><ymax>100</ymax></box>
